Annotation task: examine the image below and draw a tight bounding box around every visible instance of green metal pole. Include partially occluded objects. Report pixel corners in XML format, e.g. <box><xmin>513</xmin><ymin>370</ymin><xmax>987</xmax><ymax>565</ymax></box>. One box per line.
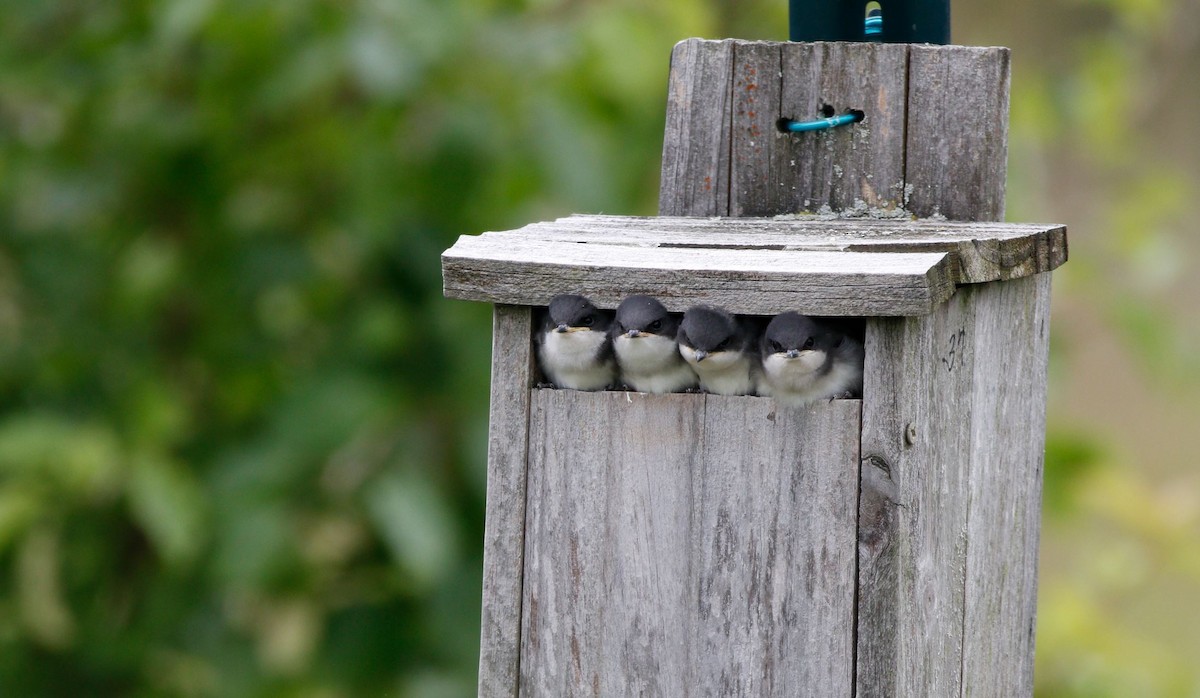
<box><xmin>885</xmin><ymin>0</ymin><xmax>950</xmax><ymax>44</ymax></box>
<box><xmin>789</xmin><ymin>0</ymin><xmax>950</xmax><ymax>44</ymax></box>
<box><xmin>788</xmin><ymin>0</ymin><xmax>858</xmax><ymax>42</ymax></box>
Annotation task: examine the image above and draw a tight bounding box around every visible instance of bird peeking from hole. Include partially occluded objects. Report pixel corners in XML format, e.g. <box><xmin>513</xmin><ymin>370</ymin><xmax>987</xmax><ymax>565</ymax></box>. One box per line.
<box><xmin>758</xmin><ymin>312</ymin><xmax>864</xmax><ymax>406</ymax></box>
<box><xmin>677</xmin><ymin>305</ymin><xmax>758</xmax><ymax>396</ymax></box>
<box><xmin>611</xmin><ymin>295</ymin><xmax>697</xmax><ymax>394</ymax></box>
<box><xmin>536</xmin><ymin>294</ymin><xmax>615</xmax><ymax>391</ymax></box>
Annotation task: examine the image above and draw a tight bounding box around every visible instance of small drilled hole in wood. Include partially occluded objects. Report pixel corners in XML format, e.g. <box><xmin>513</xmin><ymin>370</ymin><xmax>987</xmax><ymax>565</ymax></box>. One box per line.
<box><xmin>818</xmin><ymin>104</ymin><xmax>836</xmax><ymax>118</ymax></box>
<box><xmin>849</xmin><ymin>108</ymin><xmax>866</xmax><ymax>123</ymax></box>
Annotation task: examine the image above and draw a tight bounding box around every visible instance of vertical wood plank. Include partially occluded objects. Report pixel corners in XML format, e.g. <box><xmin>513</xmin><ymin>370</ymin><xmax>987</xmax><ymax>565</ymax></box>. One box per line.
<box><xmin>479</xmin><ymin>305</ymin><xmax>534</xmax><ymax>698</ymax></box>
<box><xmin>691</xmin><ymin>395</ymin><xmax>859</xmax><ymax>697</ymax></box>
<box><xmin>728</xmin><ymin>41</ymin><xmax>783</xmax><ymax>217</ymax></box>
<box><xmin>960</xmin><ymin>272</ymin><xmax>1052</xmax><ymax>696</ymax></box>
<box><xmin>857</xmin><ymin>294</ymin><xmax>977</xmax><ymax>698</ymax></box>
<box><xmin>659</xmin><ymin>39</ymin><xmax>735</xmax><ymax>216</ymax></box>
<box><xmin>905</xmin><ymin>46</ymin><xmax>1011</xmax><ymax>221</ymax></box>
<box><xmin>520</xmin><ymin>391</ymin><xmax>860</xmax><ymax>696</ymax></box>
<box><xmin>520</xmin><ymin>391</ymin><xmax>700</xmax><ymax>697</ymax></box>
<box><xmin>776</xmin><ymin>42</ymin><xmax>909</xmax><ymax>213</ymax></box>
<box><xmin>855</xmin><ymin>317</ymin><xmax>904</xmax><ymax>697</ymax></box>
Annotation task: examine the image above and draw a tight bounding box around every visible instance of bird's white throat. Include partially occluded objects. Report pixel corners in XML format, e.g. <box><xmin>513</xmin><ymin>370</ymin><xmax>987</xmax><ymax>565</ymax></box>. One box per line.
<box><xmin>543</xmin><ymin>329</ymin><xmax>608</xmax><ymax>370</ymax></box>
<box><xmin>615</xmin><ymin>334</ymin><xmax>696</xmax><ymax>393</ymax></box>
<box><xmin>615</xmin><ymin>334</ymin><xmax>680</xmax><ymax>373</ymax></box>
<box><xmin>680</xmin><ymin>346</ymin><xmax>755</xmax><ymax>395</ymax></box>
<box><xmin>762</xmin><ymin>349</ymin><xmax>828</xmax><ymax>394</ymax></box>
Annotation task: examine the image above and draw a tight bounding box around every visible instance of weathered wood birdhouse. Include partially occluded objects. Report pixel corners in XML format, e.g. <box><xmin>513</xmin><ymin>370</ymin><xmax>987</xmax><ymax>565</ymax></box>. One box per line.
<box><xmin>442</xmin><ymin>34</ymin><xmax>1067</xmax><ymax>698</ymax></box>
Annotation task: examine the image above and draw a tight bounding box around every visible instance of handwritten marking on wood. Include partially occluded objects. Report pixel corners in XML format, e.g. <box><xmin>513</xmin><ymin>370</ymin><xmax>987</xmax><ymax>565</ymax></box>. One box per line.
<box><xmin>940</xmin><ymin>327</ymin><xmax>968</xmax><ymax>373</ymax></box>
<box><xmin>858</xmin><ymin>294</ymin><xmax>977</xmax><ymax>697</ymax></box>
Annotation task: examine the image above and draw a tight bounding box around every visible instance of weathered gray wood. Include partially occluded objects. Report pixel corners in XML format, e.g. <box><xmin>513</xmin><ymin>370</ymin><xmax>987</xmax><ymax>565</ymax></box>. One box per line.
<box><xmin>960</xmin><ymin>272</ymin><xmax>1052</xmax><ymax>695</ymax></box>
<box><xmin>478</xmin><ymin>305</ymin><xmax>534</xmax><ymax>698</ymax></box>
<box><xmin>729</xmin><ymin>41</ymin><xmax>783</xmax><ymax>216</ymax></box>
<box><xmin>691</xmin><ymin>395</ymin><xmax>859</xmax><ymax>696</ymax></box>
<box><xmin>854</xmin><ymin>42</ymin><xmax>1047</xmax><ymax>698</ymax></box>
<box><xmin>857</xmin><ymin>293</ymin><xmax>978</xmax><ymax>697</ymax></box>
<box><xmin>658</xmin><ymin>41</ymin><xmax>1013</xmax><ymax>222</ymax></box>
<box><xmin>668</xmin><ymin>41</ymin><xmax>910</xmax><ymax>217</ymax></box>
<box><xmin>905</xmin><ymin>46</ymin><xmax>1011</xmax><ymax>221</ymax></box>
<box><xmin>480</xmin><ymin>214</ymin><xmax>1068</xmax><ymax>284</ymax></box>
<box><xmin>520</xmin><ymin>390</ymin><xmax>700</xmax><ymax>697</ymax></box>
<box><xmin>520</xmin><ymin>390</ymin><xmax>860</xmax><ymax>697</ymax></box>
<box><xmin>777</xmin><ymin>42</ymin><xmax>909</xmax><ymax>213</ymax></box>
<box><xmin>854</xmin><ymin>318</ymin><xmax>904</xmax><ymax>696</ymax></box>
<box><xmin>457</xmin><ymin>35</ymin><xmax>1056</xmax><ymax>698</ymax></box>
<box><xmin>659</xmin><ymin>39</ymin><xmax>735</xmax><ymax>216</ymax></box>
<box><xmin>444</xmin><ymin>234</ymin><xmax>953</xmax><ymax>317</ymax></box>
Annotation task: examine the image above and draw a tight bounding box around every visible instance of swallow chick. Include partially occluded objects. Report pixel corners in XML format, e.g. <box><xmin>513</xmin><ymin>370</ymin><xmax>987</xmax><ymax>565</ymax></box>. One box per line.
<box><xmin>536</xmin><ymin>294</ymin><xmax>616</xmax><ymax>391</ymax></box>
<box><xmin>611</xmin><ymin>295</ymin><xmax>697</xmax><ymax>394</ymax></box>
<box><xmin>758</xmin><ymin>312</ymin><xmax>864</xmax><ymax>406</ymax></box>
<box><xmin>677</xmin><ymin>305</ymin><xmax>758</xmax><ymax>396</ymax></box>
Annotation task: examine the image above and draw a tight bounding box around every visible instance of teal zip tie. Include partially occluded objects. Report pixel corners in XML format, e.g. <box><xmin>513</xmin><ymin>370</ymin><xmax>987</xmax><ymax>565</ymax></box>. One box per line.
<box><xmin>777</xmin><ymin>110</ymin><xmax>864</xmax><ymax>134</ymax></box>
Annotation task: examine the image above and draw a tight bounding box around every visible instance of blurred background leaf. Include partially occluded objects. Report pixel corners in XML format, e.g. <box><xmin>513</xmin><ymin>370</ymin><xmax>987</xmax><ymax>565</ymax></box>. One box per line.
<box><xmin>0</xmin><ymin>0</ymin><xmax>1197</xmax><ymax>696</ymax></box>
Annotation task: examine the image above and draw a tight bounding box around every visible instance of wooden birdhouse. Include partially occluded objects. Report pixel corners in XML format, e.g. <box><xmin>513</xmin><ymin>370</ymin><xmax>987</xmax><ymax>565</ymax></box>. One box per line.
<box><xmin>442</xmin><ymin>38</ymin><xmax>1067</xmax><ymax>698</ymax></box>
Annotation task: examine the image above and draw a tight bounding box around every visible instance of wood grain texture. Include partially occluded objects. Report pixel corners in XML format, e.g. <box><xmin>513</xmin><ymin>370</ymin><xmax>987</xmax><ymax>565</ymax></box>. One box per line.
<box><xmin>857</xmin><ymin>294</ymin><xmax>977</xmax><ymax>697</ymax></box>
<box><xmin>444</xmin><ymin>233</ymin><xmax>954</xmax><ymax>317</ymax></box>
<box><xmin>478</xmin><ymin>305</ymin><xmax>534</xmax><ymax>698</ymax></box>
<box><xmin>479</xmin><ymin>214</ymin><xmax>1067</xmax><ymax>284</ymax></box>
<box><xmin>659</xmin><ymin>39</ymin><xmax>735</xmax><ymax>216</ymax></box>
<box><xmin>691</xmin><ymin>396</ymin><xmax>859</xmax><ymax>697</ymax></box>
<box><xmin>905</xmin><ymin>46</ymin><xmax>1011</xmax><ymax>221</ymax></box>
<box><xmin>520</xmin><ymin>390</ymin><xmax>700</xmax><ymax>697</ymax></box>
<box><xmin>664</xmin><ymin>40</ymin><xmax>910</xmax><ymax>217</ymax></box>
<box><xmin>959</xmin><ymin>272</ymin><xmax>1052</xmax><ymax>696</ymax></box>
<box><xmin>854</xmin><ymin>44</ymin><xmax>1049</xmax><ymax>698</ymax></box>
<box><xmin>520</xmin><ymin>390</ymin><xmax>859</xmax><ymax>697</ymax></box>
<box><xmin>460</xmin><ymin>36</ymin><xmax>1054</xmax><ymax>698</ymax></box>
<box><xmin>442</xmin><ymin>215</ymin><xmax>1068</xmax><ymax>316</ymax></box>
<box><xmin>729</xmin><ymin>41</ymin><xmax>783</xmax><ymax>216</ymax></box>
<box><xmin>656</xmin><ymin>41</ymin><xmax>1014</xmax><ymax>222</ymax></box>
<box><xmin>777</xmin><ymin>42</ymin><xmax>909</xmax><ymax>213</ymax></box>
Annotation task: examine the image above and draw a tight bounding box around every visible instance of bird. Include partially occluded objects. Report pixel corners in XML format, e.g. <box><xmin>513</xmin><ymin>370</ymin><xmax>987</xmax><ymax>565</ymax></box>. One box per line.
<box><xmin>611</xmin><ymin>295</ymin><xmax>697</xmax><ymax>394</ymax></box>
<box><xmin>677</xmin><ymin>305</ymin><xmax>759</xmax><ymax>396</ymax></box>
<box><xmin>536</xmin><ymin>294</ymin><xmax>616</xmax><ymax>391</ymax></box>
<box><xmin>758</xmin><ymin>312</ymin><xmax>864</xmax><ymax>406</ymax></box>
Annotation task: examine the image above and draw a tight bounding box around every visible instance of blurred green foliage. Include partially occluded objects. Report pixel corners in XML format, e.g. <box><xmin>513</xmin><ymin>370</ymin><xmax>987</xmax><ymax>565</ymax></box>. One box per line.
<box><xmin>1</xmin><ymin>0</ymin><xmax>1198</xmax><ymax>696</ymax></box>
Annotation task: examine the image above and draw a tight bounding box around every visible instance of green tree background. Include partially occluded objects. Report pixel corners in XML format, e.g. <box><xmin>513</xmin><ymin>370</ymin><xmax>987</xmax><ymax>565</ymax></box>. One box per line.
<box><xmin>1</xmin><ymin>0</ymin><xmax>1197</xmax><ymax>695</ymax></box>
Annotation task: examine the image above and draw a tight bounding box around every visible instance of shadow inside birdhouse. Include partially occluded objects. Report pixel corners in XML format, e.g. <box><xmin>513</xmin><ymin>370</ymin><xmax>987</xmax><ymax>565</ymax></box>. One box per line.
<box><xmin>531</xmin><ymin>295</ymin><xmax>866</xmax><ymax>407</ymax></box>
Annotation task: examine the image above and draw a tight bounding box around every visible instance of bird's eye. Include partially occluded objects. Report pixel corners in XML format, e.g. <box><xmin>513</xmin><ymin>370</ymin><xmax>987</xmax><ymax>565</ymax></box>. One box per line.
<box><xmin>581</xmin><ymin>315</ymin><xmax>594</xmax><ymax>326</ymax></box>
<box><xmin>649</xmin><ymin>320</ymin><xmax>662</xmax><ymax>331</ymax></box>
<box><xmin>802</xmin><ymin>337</ymin><xmax>815</xmax><ymax>349</ymax></box>
<box><xmin>770</xmin><ymin>340</ymin><xmax>784</xmax><ymax>353</ymax></box>
<box><xmin>714</xmin><ymin>339</ymin><xmax>729</xmax><ymax>351</ymax></box>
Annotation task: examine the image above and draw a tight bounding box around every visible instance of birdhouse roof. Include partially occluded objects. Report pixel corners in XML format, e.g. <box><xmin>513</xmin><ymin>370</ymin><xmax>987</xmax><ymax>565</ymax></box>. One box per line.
<box><xmin>441</xmin><ymin>214</ymin><xmax>1066</xmax><ymax>316</ymax></box>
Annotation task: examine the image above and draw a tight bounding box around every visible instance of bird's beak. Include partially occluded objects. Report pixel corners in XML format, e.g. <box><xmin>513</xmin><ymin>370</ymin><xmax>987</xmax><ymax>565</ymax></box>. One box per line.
<box><xmin>555</xmin><ymin>323</ymin><xmax>569</xmax><ymax>333</ymax></box>
<box><xmin>625</xmin><ymin>329</ymin><xmax>642</xmax><ymax>338</ymax></box>
<box><xmin>785</xmin><ymin>349</ymin><xmax>801</xmax><ymax>359</ymax></box>
<box><xmin>694</xmin><ymin>350</ymin><xmax>708</xmax><ymax>362</ymax></box>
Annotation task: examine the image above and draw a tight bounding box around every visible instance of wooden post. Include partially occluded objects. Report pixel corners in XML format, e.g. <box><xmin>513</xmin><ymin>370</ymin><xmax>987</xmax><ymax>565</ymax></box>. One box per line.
<box><xmin>657</xmin><ymin>38</ymin><xmax>1043</xmax><ymax>697</ymax></box>
<box><xmin>444</xmin><ymin>37</ymin><xmax>1066</xmax><ymax>698</ymax></box>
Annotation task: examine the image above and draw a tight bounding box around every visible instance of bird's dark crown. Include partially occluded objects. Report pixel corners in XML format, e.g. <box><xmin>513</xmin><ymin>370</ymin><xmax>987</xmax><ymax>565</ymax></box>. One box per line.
<box><xmin>679</xmin><ymin>306</ymin><xmax>742</xmax><ymax>352</ymax></box>
<box><xmin>547</xmin><ymin>294</ymin><xmax>607</xmax><ymax>329</ymax></box>
<box><xmin>761</xmin><ymin>312</ymin><xmax>842</xmax><ymax>355</ymax></box>
<box><xmin>614</xmin><ymin>295</ymin><xmax>678</xmax><ymax>336</ymax></box>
